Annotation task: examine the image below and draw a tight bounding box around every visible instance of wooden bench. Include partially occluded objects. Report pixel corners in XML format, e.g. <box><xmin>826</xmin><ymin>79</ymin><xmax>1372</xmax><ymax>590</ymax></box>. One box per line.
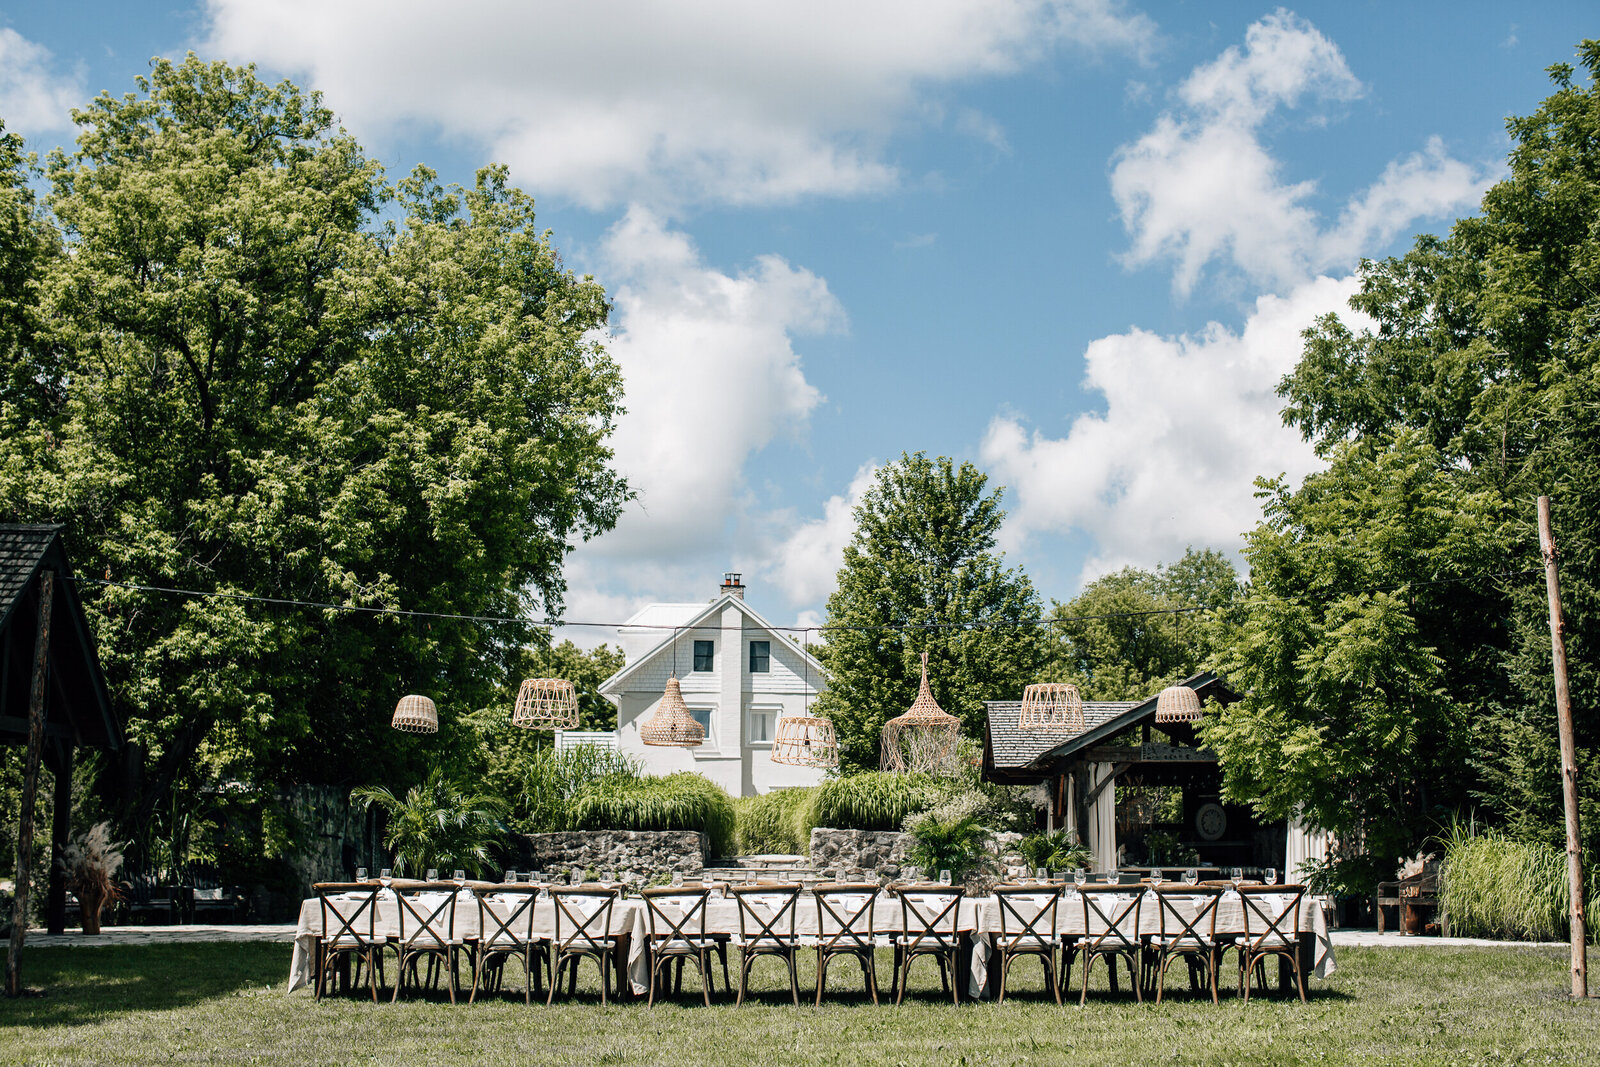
<box><xmin>1375</xmin><ymin>872</ymin><xmax>1439</xmax><ymax>935</ymax></box>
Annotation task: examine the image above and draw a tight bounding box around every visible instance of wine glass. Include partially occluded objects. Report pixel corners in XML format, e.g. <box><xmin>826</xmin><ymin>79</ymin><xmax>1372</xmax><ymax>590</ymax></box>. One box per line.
<box><xmin>355</xmin><ymin>867</ymin><xmax>368</xmax><ymax>882</ymax></box>
<box><xmin>1229</xmin><ymin>867</ymin><xmax>1244</xmax><ymax>890</ymax></box>
<box><xmin>1183</xmin><ymin>868</ymin><xmax>1198</xmax><ymax>886</ymax></box>
<box><xmin>938</xmin><ymin>869</ymin><xmax>953</xmax><ymax>886</ymax></box>
<box><xmin>1107</xmin><ymin>871</ymin><xmax>1121</xmax><ymax>886</ymax></box>
<box><xmin>1073</xmin><ymin>868</ymin><xmax>1087</xmax><ymax>890</ymax></box>
<box><xmin>378</xmin><ymin>868</ymin><xmax>393</xmax><ymax>887</ymax></box>
<box><xmin>1150</xmin><ymin>870</ymin><xmax>1164</xmax><ymax>890</ymax></box>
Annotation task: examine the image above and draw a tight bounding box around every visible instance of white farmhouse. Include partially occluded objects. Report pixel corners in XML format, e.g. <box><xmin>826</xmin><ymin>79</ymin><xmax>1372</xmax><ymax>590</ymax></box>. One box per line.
<box><xmin>598</xmin><ymin>573</ymin><xmax>829</xmax><ymax>797</ymax></box>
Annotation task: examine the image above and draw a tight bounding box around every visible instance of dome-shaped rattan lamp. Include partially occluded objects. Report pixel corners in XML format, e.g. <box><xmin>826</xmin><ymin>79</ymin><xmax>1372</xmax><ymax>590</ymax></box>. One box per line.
<box><xmin>512</xmin><ymin>677</ymin><xmax>580</xmax><ymax>730</ymax></box>
<box><xmin>1154</xmin><ymin>684</ymin><xmax>1203</xmax><ymax>723</ymax></box>
<box><xmin>640</xmin><ymin>676</ymin><xmax>705</xmax><ymax>747</ymax></box>
<box><xmin>880</xmin><ymin>652</ymin><xmax>963</xmax><ymax>775</ymax></box>
<box><xmin>1017</xmin><ymin>682</ymin><xmax>1085</xmax><ymax>731</ymax></box>
<box><xmin>772</xmin><ymin>715</ymin><xmax>839</xmax><ymax>768</ymax></box>
<box><xmin>391</xmin><ymin>694</ymin><xmax>439</xmax><ymax>734</ymax></box>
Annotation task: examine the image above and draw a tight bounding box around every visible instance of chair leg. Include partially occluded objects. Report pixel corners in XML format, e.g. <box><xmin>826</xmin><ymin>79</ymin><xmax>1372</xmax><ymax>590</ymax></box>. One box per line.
<box><xmin>998</xmin><ymin>953</ymin><xmax>1012</xmax><ymax>1004</ymax></box>
<box><xmin>1129</xmin><ymin>952</ymin><xmax>1142</xmax><ymax>1003</ymax></box>
<box><xmin>815</xmin><ymin>951</ymin><xmax>827</xmax><ymax>1006</ymax></box>
<box><xmin>787</xmin><ymin>952</ymin><xmax>800</xmax><ymax>1006</ymax></box>
<box><xmin>1048</xmin><ymin>951</ymin><xmax>1061</xmax><ymax>1006</ymax></box>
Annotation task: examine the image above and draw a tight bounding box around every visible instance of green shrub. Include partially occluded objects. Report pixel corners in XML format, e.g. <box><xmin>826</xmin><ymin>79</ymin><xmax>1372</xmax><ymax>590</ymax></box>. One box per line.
<box><xmin>1018</xmin><ymin>830</ymin><xmax>1091</xmax><ymax>872</ymax></box>
<box><xmin>351</xmin><ymin>770</ymin><xmax>508</xmax><ymax>878</ymax></box>
<box><xmin>570</xmin><ymin>772</ymin><xmax>737</xmax><ymax>858</ymax></box>
<box><xmin>810</xmin><ymin>772</ymin><xmax>942</xmax><ymax>831</ymax></box>
<box><xmin>735</xmin><ymin>788</ymin><xmax>815</xmax><ymax>855</ymax></box>
<box><xmin>1437</xmin><ymin>823</ymin><xmax>1600</xmax><ymax>943</ymax></box>
<box><xmin>514</xmin><ymin>745</ymin><xmax>642</xmax><ymax>834</ymax></box>
<box><xmin>903</xmin><ymin>793</ymin><xmax>996</xmax><ymax>880</ymax></box>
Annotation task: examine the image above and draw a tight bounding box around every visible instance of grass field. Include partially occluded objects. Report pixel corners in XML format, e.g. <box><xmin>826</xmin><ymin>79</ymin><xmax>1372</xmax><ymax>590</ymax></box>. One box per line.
<box><xmin>1</xmin><ymin>942</ymin><xmax>1596</xmax><ymax>1065</ymax></box>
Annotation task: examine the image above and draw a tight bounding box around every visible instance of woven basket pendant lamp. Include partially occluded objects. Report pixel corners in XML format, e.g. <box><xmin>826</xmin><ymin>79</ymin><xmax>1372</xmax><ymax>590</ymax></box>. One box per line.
<box><xmin>1154</xmin><ymin>684</ymin><xmax>1203</xmax><ymax>723</ymax></box>
<box><xmin>1017</xmin><ymin>682</ymin><xmax>1085</xmax><ymax>731</ymax></box>
<box><xmin>512</xmin><ymin>677</ymin><xmax>580</xmax><ymax>730</ymax></box>
<box><xmin>880</xmin><ymin>651</ymin><xmax>963</xmax><ymax>775</ymax></box>
<box><xmin>771</xmin><ymin>633</ymin><xmax>839</xmax><ymax>768</ymax></box>
<box><xmin>391</xmin><ymin>694</ymin><xmax>439</xmax><ymax>734</ymax></box>
<box><xmin>641</xmin><ymin>675</ymin><xmax>705</xmax><ymax>747</ymax></box>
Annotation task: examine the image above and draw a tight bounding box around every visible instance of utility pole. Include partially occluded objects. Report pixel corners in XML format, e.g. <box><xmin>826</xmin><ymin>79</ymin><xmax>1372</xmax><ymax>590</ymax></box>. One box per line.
<box><xmin>5</xmin><ymin>569</ymin><xmax>53</xmax><ymax>997</ymax></box>
<box><xmin>1538</xmin><ymin>496</ymin><xmax>1588</xmax><ymax>999</ymax></box>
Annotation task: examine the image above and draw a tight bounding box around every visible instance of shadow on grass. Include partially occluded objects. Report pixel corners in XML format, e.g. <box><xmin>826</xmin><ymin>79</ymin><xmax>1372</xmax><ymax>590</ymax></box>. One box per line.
<box><xmin>0</xmin><ymin>943</ymin><xmax>290</xmax><ymax>1029</ymax></box>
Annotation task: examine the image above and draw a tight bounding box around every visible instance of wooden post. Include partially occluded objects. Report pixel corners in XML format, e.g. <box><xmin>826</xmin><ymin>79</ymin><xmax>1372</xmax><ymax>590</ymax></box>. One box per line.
<box><xmin>1538</xmin><ymin>496</ymin><xmax>1588</xmax><ymax>999</ymax></box>
<box><xmin>6</xmin><ymin>569</ymin><xmax>53</xmax><ymax>997</ymax></box>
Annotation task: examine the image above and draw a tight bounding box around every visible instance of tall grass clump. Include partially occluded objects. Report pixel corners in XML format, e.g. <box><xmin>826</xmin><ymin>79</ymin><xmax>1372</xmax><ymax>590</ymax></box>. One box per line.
<box><xmin>516</xmin><ymin>745</ymin><xmax>642</xmax><ymax>834</ymax></box>
<box><xmin>734</xmin><ymin>787</ymin><xmax>815</xmax><ymax>855</ymax></box>
<box><xmin>570</xmin><ymin>772</ymin><xmax>737</xmax><ymax>858</ymax></box>
<box><xmin>809</xmin><ymin>772</ymin><xmax>942</xmax><ymax>831</ymax></box>
<box><xmin>1438</xmin><ymin>822</ymin><xmax>1600</xmax><ymax>942</ymax></box>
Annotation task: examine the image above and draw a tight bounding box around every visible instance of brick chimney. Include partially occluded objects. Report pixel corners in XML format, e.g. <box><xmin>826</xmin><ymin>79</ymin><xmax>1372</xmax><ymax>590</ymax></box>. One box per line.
<box><xmin>720</xmin><ymin>572</ymin><xmax>745</xmax><ymax>600</ymax></box>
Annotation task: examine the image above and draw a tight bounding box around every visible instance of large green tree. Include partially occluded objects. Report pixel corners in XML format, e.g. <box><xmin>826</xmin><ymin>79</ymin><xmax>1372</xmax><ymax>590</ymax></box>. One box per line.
<box><xmin>0</xmin><ymin>58</ymin><xmax>629</xmax><ymax>861</ymax></box>
<box><xmin>813</xmin><ymin>453</ymin><xmax>1044</xmax><ymax>771</ymax></box>
<box><xmin>1204</xmin><ymin>42</ymin><xmax>1600</xmax><ymax>866</ymax></box>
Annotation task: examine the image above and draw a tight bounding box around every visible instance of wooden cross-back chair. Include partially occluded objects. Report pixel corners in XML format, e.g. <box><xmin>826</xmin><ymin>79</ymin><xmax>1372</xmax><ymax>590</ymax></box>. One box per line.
<box><xmin>1235</xmin><ymin>885</ymin><xmax>1307</xmax><ymax>1002</ymax></box>
<box><xmin>392</xmin><ymin>882</ymin><xmax>466</xmax><ymax>1003</ymax></box>
<box><xmin>813</xmin><ymin>884</ymin><xmax>883</xmax><ymax>1005</ymax></box>
<box><xmin>992</xmin><ymin>885</ymin><xmax>1063</xmax><ymax>1005</ymax></box>
<box><xmin>894</xmin><ymin>885</ymin><xmax>965</xmax><ymax>1005</ymax></box>
<box><xmin>547</xmin><ymin>887</ymin><xmax>620</xmax><ymax>1004</ymax></box>
<box><xmin>312</xmin><ymin>882</ymin><xmax>384</xmax><ymax>1001</ymax></box>
<box><xmin>1077</xmin><ymin>885</ymin><xmax>1144</xmax><ymax>1004</ymax></box>
<box><xmin>729</xmin><ymin>883</ymin><xmax>803</xmax><ymax>1005</ymax></box>
<box><xmin>470</xmin><ymin>885</ymin><xmax>548</xmax><ymax>1004</ymax></box>
<box><xmin>1150</xmin><ymin>885</ymin><xmax>1223</xmax><ymax>1004</ymax></box>
<box><xmin>641</xmin><ymin>887</ymin><xmax>720</xmax><ymax>1006</ymax></box>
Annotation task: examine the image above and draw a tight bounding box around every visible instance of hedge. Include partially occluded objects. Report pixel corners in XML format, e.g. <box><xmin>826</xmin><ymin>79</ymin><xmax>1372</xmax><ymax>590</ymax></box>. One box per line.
<box><xmin>808</xmin><ymin>772</ymin><xmax>942</xmax><ymax>832</ymax></box>
<box><xmin>734</xmin><ymin>788</ymin><xmax>815</xmax><ymax>855</ymax></box>
<box><xmin>570</xmin><ymin>772</ymin><xmax>737</xmax><ymax>858</ymax></box>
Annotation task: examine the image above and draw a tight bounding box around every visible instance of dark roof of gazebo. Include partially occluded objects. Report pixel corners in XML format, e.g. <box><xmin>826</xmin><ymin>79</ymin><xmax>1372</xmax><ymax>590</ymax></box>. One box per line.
<box><xmin>0</xmin><ymin>525</ymin><xmax>122</xmax><ymax>750</ymax></box>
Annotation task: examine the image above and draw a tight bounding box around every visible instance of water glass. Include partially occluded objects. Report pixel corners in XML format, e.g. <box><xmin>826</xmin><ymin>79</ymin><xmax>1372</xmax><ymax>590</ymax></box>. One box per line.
<box><xmin>938</xmin><ymin>869</ymin><xmax>953</xmax><ymax>886</ymax></box>
<box><xmin>1107</xmin><ymin>871</ymin><xmax>1121</xmax><ymax>886</ymax></box>
<box><xmin>1150</xmin><ymin>871</ymin><xmax>1164</xmax><ymax>889</ymax></box>
<box><xmin>671</xmin><ymin>871</ymin><xmax>684</xmax><ymax>887</ymax></box>
<box><xmin>1230</xmin><ymin>867</ymin><xmax>1244</xmax><ymax>889</ymax></box>
<box><xmin>1183</xmin><ymin>868</ymin><xmax>1198</xmax><ymax>886</ymax></box>
<box><xmin>1073</xmin><ymin>869</ymin><xmax>1087</xmax><ymax>889</ymax></box>
<box><xmin>1035</xmin><ymin>867</ymin><xmax>1048</xmax><ymax>882</ymax></box>
<box><xmin>426</xmin><ymin>868</ymin><xmax>439</xmax><ymax>881</ymax></box>
<box><xmin>603</xmin><ymin>870</ymin><xmax>617</xmax><ymax>885</ymax></box>
<box><xmin>379</xmin><ymin>868</ymin><xmax>393</xmax><ymax>886</ymax></box>
<box><xmin>529</xmin><ymin>871</ymin><xmax>544</xmax><ymax>886</ymax></box>
<box><xmin>505</xmin><ymin>869</ymin><xmax>518</xmax><ymax>884</ymax></box>
<box><xmin>452</xmin><ymin>870</ymin><xmax>466</xmax><ymax>885</ymax></box>
<box><xmin>355</xmin><ymin>867</ymin><xmax>368</xmax><ymax>882</ymax></box>
<box><xmin>905</xmin><ymin>866</ymin><xmax>920</xmax><ymax>883</ymax></box>
<box><xmin>1265</xmin><ymin>868</ymin><xmax>1278</xmax><ymax>885</ymax></box>
<box><xmin>571</xmin><ymin>869</ymin><xmax>584</xmax><ymax>885</ymax></box>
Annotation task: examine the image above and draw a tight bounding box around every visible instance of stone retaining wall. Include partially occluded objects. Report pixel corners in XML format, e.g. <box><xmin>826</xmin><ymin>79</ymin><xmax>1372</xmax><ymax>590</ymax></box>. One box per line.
<box><xmin>809</xmin><ymin>827</ymin><xmax>1028</xmax><ymax>889</ymax></box>
<box><xmin>523</xmin><ymin>830</ymin><xmax>705</xmax><ymax>883</ymax></box>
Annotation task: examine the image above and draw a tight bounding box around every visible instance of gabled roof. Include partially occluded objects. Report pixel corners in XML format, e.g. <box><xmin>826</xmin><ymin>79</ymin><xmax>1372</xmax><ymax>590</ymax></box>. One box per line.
<box><xmin>599</xmin><ymin>593</ymin><xmax>828</xmax><ymax>695</ymax></box>
<box><xmin>0</xmin><ymin>525</ymin><xmax>123</xmax><ymax>751</ymax></box>
<box><xmin>982</xmin><ymin>672</ymin><xmax>1237</xmax><ymax>782</ymax></box>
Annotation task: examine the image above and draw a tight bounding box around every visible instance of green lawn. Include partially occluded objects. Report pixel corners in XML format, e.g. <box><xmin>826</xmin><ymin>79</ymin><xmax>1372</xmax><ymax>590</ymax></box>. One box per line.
<box><xmin>0</xmin><ymin>942</ymin><xmax>1596</xmax><ymax>1065</ymax></box>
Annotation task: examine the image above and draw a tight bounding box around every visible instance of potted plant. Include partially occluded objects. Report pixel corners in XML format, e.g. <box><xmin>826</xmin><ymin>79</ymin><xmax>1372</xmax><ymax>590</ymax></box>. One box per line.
<box><xmin>59</xmin><ymin>822</ymin><xmax>125</xmax><ymax>934</ymax></box>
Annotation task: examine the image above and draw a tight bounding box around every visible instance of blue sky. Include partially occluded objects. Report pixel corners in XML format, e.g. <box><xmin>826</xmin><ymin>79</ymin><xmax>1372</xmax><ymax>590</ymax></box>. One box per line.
<box><xmin>2</xmin><ymin>2</ymin><xmax>1594</xmax><ymax>640</ymax></box>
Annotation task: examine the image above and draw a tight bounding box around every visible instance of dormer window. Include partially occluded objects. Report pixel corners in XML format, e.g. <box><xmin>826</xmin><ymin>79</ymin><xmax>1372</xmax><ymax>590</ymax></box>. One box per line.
<box><xmin>749</xmin><ymin>640</ymin><xmax>770</xmax><ymax>673</ymax></box>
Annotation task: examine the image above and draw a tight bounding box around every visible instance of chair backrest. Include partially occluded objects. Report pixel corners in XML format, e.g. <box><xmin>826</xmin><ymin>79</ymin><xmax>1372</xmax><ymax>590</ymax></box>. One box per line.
<box><xmin>641</xmin><ymin>887</ymin><xmax>710</xmax><ymax>943</ymax></box>
<box><xmin>1078</xmin><ymin>884</ymin><xmax>1142</xmax><ymax>951</ymax></box>
<box><xmin>897</xmin><ymin>884</ymin><xmax>963</xmax><ymax>954</ymax></box>
<box><xmin>549</xmin><ymin>886</ymin><xmax>618</xmax><ymax>952</ymax></box>
<box><xmin>993</xmin><ymin>885</ymin><xmax>1061</xmax><ymax>946</ymax></box>
<box><xmin>394</xmin><ymin>882</ymin><xmax>460</xmax><ymax>948</ymax></box>
<box><xmin>474</xmin><ymin>885</ymin><xmax>540</xmax><ymax>948</ymax></box>
<box><xmin>1238</xmin><ymin>884</ymin><xmax>1305</xmax><ymax>950</ymax></box>
<box><xmin>815</xmin><ymin>883</ymin><xmax>879</xmax><ymax>953</ymax></box>
<box><xmin>731</xmin><ymin>883</ymin><xmax>801</xmax><ymax>944</ymax></box>
<box><xmin>1153</xmin><ymin>885</ymin><xmax>1222</xmax><ymax>946</ymax></box>
<box><xmin>314</xmin><ymin>882</ymin><xmax>379</xmax><ymax>945</ymax></box>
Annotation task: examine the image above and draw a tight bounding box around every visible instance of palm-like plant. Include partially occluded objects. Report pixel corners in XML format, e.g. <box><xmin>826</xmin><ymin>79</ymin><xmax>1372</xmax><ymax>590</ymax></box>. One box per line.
<box><xmin>351</xmin><ymin>770</ymin><xmax>508</xmax><ymax>878</ymax></box>
<box><xmin>903</xmin><ymin>792</ymin><xmax>996</xmax><ymax>881</ymax></box>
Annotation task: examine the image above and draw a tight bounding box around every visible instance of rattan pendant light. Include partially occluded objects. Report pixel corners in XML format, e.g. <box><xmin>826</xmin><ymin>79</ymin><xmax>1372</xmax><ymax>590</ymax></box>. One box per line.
<box><xmin>640</xmin><ymin>629</ymin><xmax>705</xmax><ymax>747</ymax></box>
<box><xmin>880</xmin><ymin>651</ymin><xmax>963</xmax><ymax>775</ymax></box>
<box><xmin>391</xmin><ymin>694</ymin><xmax>439</xmax><ymax>733</ymax></box>
<box><xmin>512</xmin><ymin>677</ymin><xmax>580</xmax><ymax>730</ymax></box>
<box><xmin>771</xmin><ymin>632</ymin><xmax>838</xmax><ymax>768</ymax></box>
<box><xmin>1154</xmin><ymin>684</ymin><xmax>1203</xmax><ymax>723</ymax></box>
<box><xmin>1017</xmin><ymin>682</ymin><xmax>1085</xmax><ymax>731</ymax></box>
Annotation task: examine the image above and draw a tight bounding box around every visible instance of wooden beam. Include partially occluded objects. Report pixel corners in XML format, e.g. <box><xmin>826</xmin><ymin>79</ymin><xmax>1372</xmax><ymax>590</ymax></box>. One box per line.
<box><xmin>6</xmin><ymin>569</ymin><xmax>53</xmax><ymax>997</ymax></box>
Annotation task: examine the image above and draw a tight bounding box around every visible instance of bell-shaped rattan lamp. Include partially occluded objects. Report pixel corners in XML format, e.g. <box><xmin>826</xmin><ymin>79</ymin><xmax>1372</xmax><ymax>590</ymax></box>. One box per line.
<box><xmin>1154</xmin><ymin>684</ymin><xmax>1204</xmax><ymax>723</ymax></box>
<box><xmin>640</xmin><ymin>676</ymin><xmax>705</xmax><ymax>747</ymax></box>
<box><xmin>391</xmin><ymin>694</ymin><xmax>439</xmax><ymax>734</ymax></box>
<box><xmin>512</xmin><ymin>677</ymin><xmax>580</xmax><ymax>730</ymax></box>
<box><xmin>880</xmin><ymin>652</ymin><xmax>963</xmax><ymax>775</ymax></box>
<box><xmin>771</xmin><ymin>714</ymin><xmax>839</xmax><ymax>768</ymax></box>
<box><xmin>1017</xmin><ymin>682</ymin><xmax>1085</xmax><ymax>731</ymax></box>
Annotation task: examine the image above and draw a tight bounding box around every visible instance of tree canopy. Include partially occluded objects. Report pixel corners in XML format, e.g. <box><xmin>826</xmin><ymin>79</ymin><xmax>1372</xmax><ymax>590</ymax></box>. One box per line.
<box><xmin>1203</xmin><ymin>42</ymin><xmax>1600</xmax><ymax>869</ymax></box>
<box><xmin>813</xmin><ymin>452</ymin><xmax>1044</xmax><ymax>772</ymax></box>
<box><xmin>0</xmin><ymin>57</ymin><xmax>629</xmax><ymax>865</ymax></box>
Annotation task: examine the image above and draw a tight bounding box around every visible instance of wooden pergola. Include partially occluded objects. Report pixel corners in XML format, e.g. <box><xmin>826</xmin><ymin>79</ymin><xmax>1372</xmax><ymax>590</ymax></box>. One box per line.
<box><xmin>1</xmin><ymin>525</ymin><xmax>123</xmax><ymax>994</ymax></box>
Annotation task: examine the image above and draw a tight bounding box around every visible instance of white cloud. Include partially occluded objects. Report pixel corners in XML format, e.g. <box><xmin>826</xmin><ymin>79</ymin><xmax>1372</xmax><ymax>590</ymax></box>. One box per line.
<box><xmin>763</xmin><ymin>462</ymin><xmax>879</xmax><ymax>606</ymax></box>
<box><xmin>202</xmin><ymin>0</ymin><xmax>1155</xmax><ymax>208</ymax></box>
<box><xmin>1110</xmin><ymin>10</ymin><xmax>1488</xmax><ymax>295</ymax></box>
<box><xmin>587</xmin><ymin>206</ymin><xmax>842</xmax><ymax>562</ymax></box>
<box><xmin>981</xmin><ymin>275</ymin><xmax>1365</xmax><ymax>584</ymax></box>
<box><xmin>0</xmin><ymin>29</ymin><xmax>84</xmax><ymax>136</ymax></box>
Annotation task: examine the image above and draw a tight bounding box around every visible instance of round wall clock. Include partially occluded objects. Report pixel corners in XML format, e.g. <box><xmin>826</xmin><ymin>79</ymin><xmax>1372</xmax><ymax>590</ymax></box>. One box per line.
<box><xmin>1195</xmin><ymin>802</ymin><xmax>1227</xmax><ymax>841</ymax></box>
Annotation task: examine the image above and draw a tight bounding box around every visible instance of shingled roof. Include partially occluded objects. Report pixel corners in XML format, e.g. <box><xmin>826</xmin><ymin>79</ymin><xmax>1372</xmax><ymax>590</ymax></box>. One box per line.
<box><xmin>0</xmin><ymin>525</ymin><xmax>121</xmax><ymax>750</ymax></box>
<box><xmin>984</xmin><ymin>698</ymin><xmax>1138</xmax><ymax>778</ymax></box>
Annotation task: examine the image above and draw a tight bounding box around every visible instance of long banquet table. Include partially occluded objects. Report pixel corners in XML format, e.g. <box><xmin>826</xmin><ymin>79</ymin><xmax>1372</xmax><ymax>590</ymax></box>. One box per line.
<box><xmin>287</xmin><ymin>886</ymin><xmax>1333</xmax><ymax>999</ymax></box>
